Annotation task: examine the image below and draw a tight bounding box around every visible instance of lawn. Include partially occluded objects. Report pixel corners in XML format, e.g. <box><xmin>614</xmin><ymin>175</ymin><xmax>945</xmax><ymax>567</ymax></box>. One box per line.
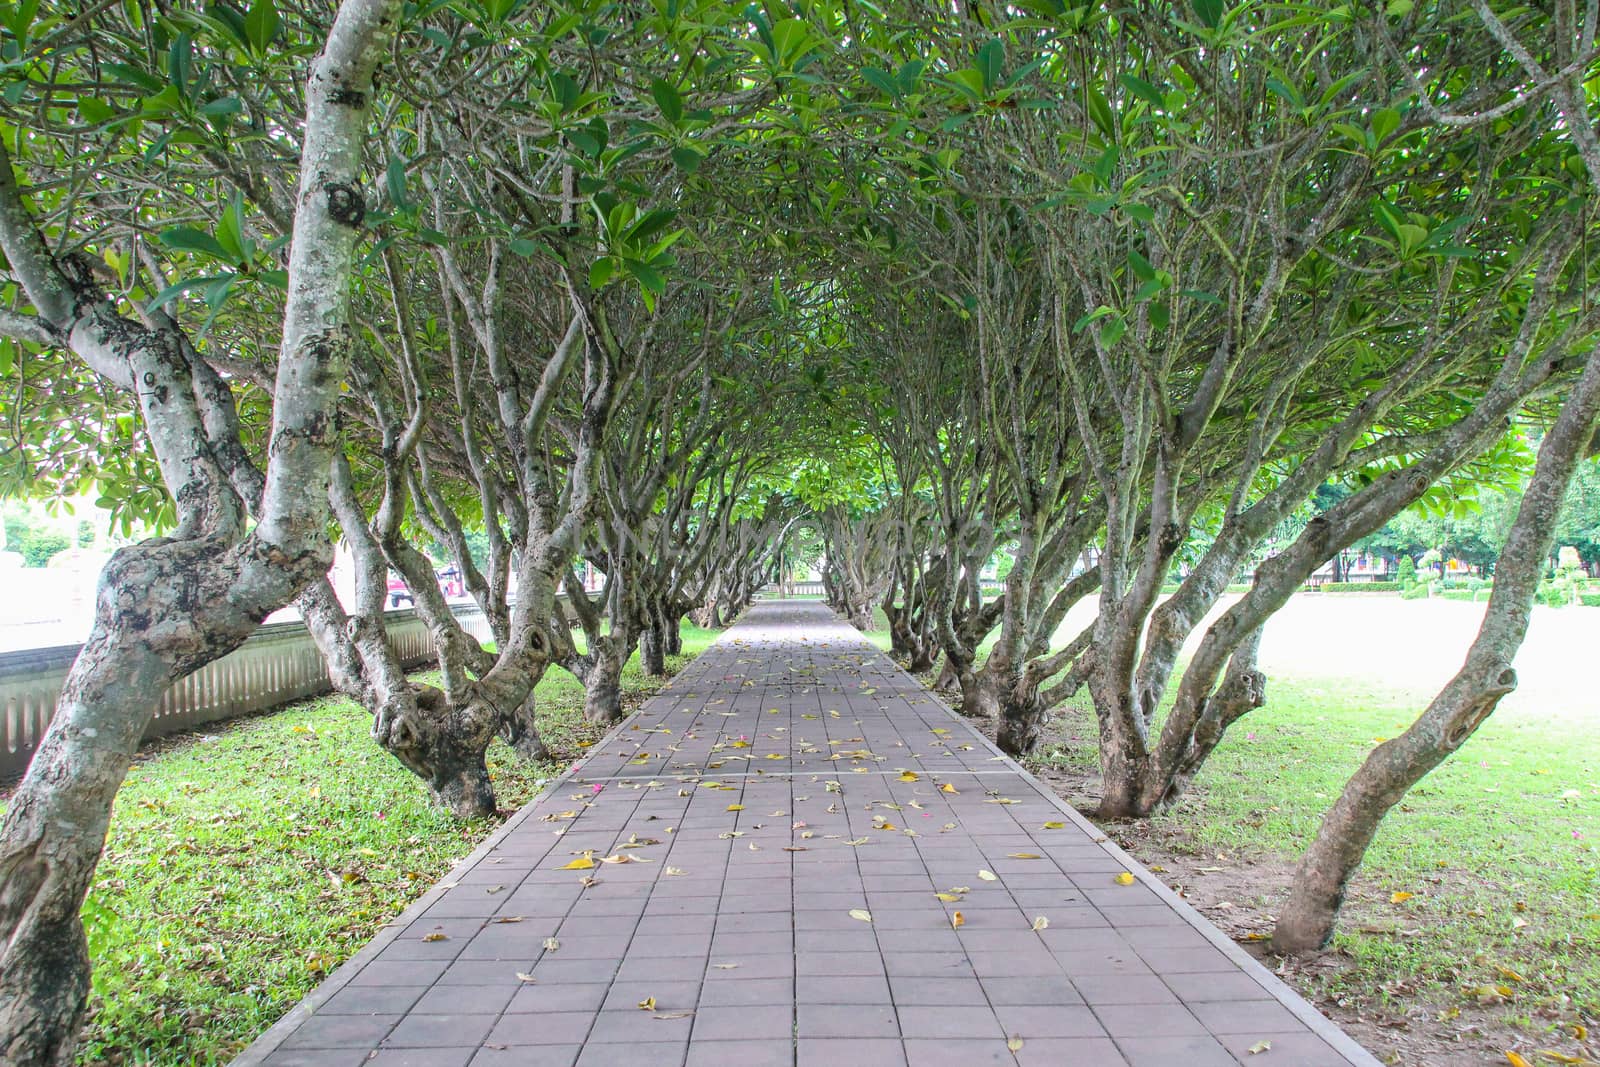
<box><xmin>38</xmin><ymin>624</ymin><xmax>718</xmax><ymax>1066</ymax></box>
<box><xmin>1031</xmin><ymin>678</ymin><xmax>1599</xmax><ymax>1013</ymax></box>
<box><xmin>856</xmin><ymin>594</ymin><xmax>1598</xmax><ymax>1062</ymax></box>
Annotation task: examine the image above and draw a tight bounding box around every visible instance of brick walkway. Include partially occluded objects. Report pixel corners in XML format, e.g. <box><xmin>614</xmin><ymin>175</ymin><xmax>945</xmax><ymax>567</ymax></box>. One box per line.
<box><xmin>236</xmin><ymin>601</ymin><xmax>1377</xmax><ymax>1067</ymax></box>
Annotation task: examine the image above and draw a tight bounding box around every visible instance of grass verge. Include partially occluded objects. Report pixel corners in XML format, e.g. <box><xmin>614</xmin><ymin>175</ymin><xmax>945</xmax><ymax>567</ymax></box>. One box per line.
<box><xmin>1025</xmin><ymin>675</ymin><xmax>1598</xmax><ymax>1064</ymax></box>
<box><xmin>22</xmin><ymin>624</ymin><xmax>718</xmax><ymax>1066</ymax></box>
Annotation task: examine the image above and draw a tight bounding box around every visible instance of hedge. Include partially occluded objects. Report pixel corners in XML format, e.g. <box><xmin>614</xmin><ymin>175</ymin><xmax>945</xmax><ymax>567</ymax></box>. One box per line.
<box><xmin>1319</xmin><ymin>581</ymin><xmax>1401</xmax><ymax>593</ymax></box>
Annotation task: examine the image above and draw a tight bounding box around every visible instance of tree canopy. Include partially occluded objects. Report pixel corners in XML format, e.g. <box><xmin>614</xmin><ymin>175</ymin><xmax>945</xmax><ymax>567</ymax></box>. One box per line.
<box><xmin>2</xmin><ymin>0</ymin><xmax>1599</xmax><ymax>1059</ymax></box>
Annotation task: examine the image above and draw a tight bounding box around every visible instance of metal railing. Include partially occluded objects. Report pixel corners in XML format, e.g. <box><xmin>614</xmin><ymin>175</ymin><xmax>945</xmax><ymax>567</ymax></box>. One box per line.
<box><xmin>0</xmin><ymin>604</ymin><xmax>493</xmax><ymax>780</ymax></box>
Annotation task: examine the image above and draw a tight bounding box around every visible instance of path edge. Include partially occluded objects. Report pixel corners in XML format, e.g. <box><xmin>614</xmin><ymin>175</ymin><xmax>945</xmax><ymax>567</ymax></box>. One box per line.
<box><xmin>848</xmin><ymin>623</ymin><xmax>1384</xmax><ymax>1067</ymax></box>
<box><xmin>228</xmin><ymin>642</ymin><xmax>711</xmax><ymax>1067</ymax></box>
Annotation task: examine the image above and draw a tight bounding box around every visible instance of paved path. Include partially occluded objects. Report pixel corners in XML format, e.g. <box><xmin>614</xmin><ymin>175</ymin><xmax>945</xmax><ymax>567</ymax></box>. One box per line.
<box><xmin>237</xmin><ymin>601</ymin><xmax>1376</xmax><ymax>1067</ymax></box>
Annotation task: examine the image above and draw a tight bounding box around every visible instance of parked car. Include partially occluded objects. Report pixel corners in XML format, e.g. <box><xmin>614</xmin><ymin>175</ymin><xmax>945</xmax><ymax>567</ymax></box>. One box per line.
<box><xmin>386</xmin><ymin>574</ymin><xmax>413</xmax><ymax>608</ymax></box>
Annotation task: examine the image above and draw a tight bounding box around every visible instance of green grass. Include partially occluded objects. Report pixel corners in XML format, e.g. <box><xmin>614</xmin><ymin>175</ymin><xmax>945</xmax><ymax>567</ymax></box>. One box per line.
<box><xmin>56</xmin><ymin>624</ymin><xmax>718</xmax><ymax>1066</ymax></box>
<box><xmin>1027</xmin><ymin>674</ymin><xmax>1600</xmax><ymax>1021</ymax></box>
<box><xmin>858</xmin><ymin>603</ymin><xmax>1598</xmax><ymax>1031</ymax></box>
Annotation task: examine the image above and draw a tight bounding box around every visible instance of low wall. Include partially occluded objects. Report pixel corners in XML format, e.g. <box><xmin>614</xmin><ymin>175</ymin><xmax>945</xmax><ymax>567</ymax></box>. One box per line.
<box><xmin>0</xmin><ymin>604</ymin><xmax>494</xmax><ymax>780</ymax></box>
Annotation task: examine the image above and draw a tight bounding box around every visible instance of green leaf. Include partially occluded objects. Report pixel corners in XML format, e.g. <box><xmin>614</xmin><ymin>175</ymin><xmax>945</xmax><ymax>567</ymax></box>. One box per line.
<box><xmin>1121</xmin><ymin>202</ymin><xmax>1155</xmax><ymax>224</ymax></box>
<box><xmin>589</xmin><ymin>257</ymin><xmax>618</xmax><ymax>289</ymax></box>
<box><xmin>1396</xmin><ymin>223</ymin><xmax>1429</xmax><ymax>257</ymax></box>
<box><xmin>147</xmin><ymin>274</ymin><xmax>228</xmax><ymax>311</ymax></box>
<box><xmin>1128</xmin><ymin>249</ymin><xmax>1156</xmax><ymax>282</ymax></box>
<box><xmin>977</xmin><ymin>37</ymin><xmax>1004</xmax><ymax>94</ymax></box>
<box><xmin>1370</xmin><ymin>107</ymin><xmax>1401</xmax><ymax>144</ymax></box>
<box><xmin>386</xmin><ymin>153</ymin><xmax>411</xmax><ymax>210</ymax></box>
<box><xmin>1087</xmin><ymin>88</ymin><xmax>1116</xmax><ymax>138</ymax></box>
<box><xmin>1118</xmin><ymin>73</ymin><xmax>1165</xmax><ymax>108</ymax></box>
<box><xmin>78</xmin><ymin>98</ymin><xmax>115</xmax><ymax>124</ymax></box>
<box><xmin>862</xmin><ymin>68</ymin><xmax>899</xmax><ymax>98</ymax></box>
<box><xmin>626</xmin><ymin>207</ymin><xmax>678</xmax><ymax>245</ymax></box>
<box><xmin>215</xmin><ymin>194</ymin><xmax>246</xmax><ymax>263</ymax></box>
<box><xmin>1099</xmin><ymin>314</ymin><xmax>1127</xmax><ymax>347</ymax></box>
<box><xmin>670</xmin><ymin>145</ymin><xmax>703</xmax><ymax>173</ymax></box>
<box><xmin>650</xmin><ymin>78</ymin><xmax>683</xmax><ymax>123</ymax></box>
<box><xmin>1193</xmin><ymin>0</ymin><xmax>1226</xmax><ymax>29</ymax></box>
<box><xmin>198</xmin><ymin>96</ymin><xmax>243</xmax><ymax>118</ymax></box>
<box><xmin>244</xmin><ymin>0</ymin><xmax>279</xmax><ymax>54</ymax></box>
<box><xmin>159</xmin><ymin>227</ymin><xmax>232</xmax><ymax>262</ymax></box>
<box><xmin>167</xmin><ymin>34</ymin><xmax>193</xmax><ymax>96</ymax></box>
<box><xmin>625</xmin><ymin>258</ymin><xmax>665</xmax><ymax>294</ymax></box>
<box><xmin>1371</xmin><ymin>198</ymin><xmax>1406</xmax><ymax>239</ymax></box>
<box><xmin>945</xmin><ymin>68</ymin><xmax>985</xmax><ymax>102</ymax></box>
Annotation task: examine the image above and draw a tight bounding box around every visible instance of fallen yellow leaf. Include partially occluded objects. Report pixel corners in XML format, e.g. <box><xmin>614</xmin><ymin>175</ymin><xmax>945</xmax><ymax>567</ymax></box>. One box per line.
<box><xmin>978</xmin><ymin>870</ymin><xmax>998</xmax><ymax>882</ymax></box>
<box><xmin>951</xmin><ymin>911</ymin><xmax>965</xmax><ymax>929</ymax></box>
<box><xmin>1506</xmin><ymin>1053</ymin><xmax>1532</xmax><ymax>1067</ymax></box>
<box><xmin>726</xmin><ymin>804</ymin><xmax>744</xmax><ymax>811</ymax></box>
<box><xmin>422</xmin><ymin>933</ymin><xmax>449</xmax><ymax>942</ymax></box>
<box><xmin>560</xmin><ymin>853</ymin><xmax>596</xmax><ymax>870</ymax></box>
<box><xmin>1041</xmin><ymin>821</ymin><xmax>1066</xmax><ymax>829</ymax></box>
<box><xmin>935</xmin><ymin>892</ymin><xmax>963</xmax><ymax>902</ymax></box>
<box><xmin>940</xmin><ymin>783</ymin><xmax>959</xmax><ymax>794</ymax></box>
<box><xmin>1391</xmin><ymin>891</ymin><xmax>1414</xmax><ymax>904</ymax></box>
<box><xmin>1248</xmin><ymin>1040</ymin><xmax>1272</xmax><ymax>1055</ymax></box>
<box><xmin>1495</xmin><ymin>965</ymin><xmax>1526</xmax><ymax>983</ymax></box>
<box><xmin>899</xmin><ymin>771</ymin><xmax>920</xmax><ymax>782</ymax></box>
<box><xmin>542</xmin><ymin>937</ymin><xmax>560</xmax><ymax>951</ymax></box>
<box><xmin>1007</xmin><ymin>1035</ymin><xmax>1024</xmax><ymax>1052</ymax></box>
<box><xmin>849</xmin><ymin>908</ymin><xmax>873</xmax><ymax>923</ymax></box>
<box><xmin>637</xmin><ymin>997</ymin><xmax>656</xmax><ymax>1011</ymax></box>
<box><xmin>1008</xmin><ymin>853</ymin><xmax>1042</xmax><ymax>860</ymax></box>
<box><xmin>1031</xmin><ymin>916</ymin><xmax>1049</xmax><ymax>931</ymax></box>
<box><xmin>1114</xmin><ymin>872</ymin><xmax>1136</xmax><ymax>886</ymax></box>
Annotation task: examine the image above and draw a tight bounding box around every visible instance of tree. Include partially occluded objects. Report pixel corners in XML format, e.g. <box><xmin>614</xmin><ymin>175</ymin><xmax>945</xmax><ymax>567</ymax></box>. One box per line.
<box><xmin>1273</xmin><ymin>0</ymin><xmax>1600</xmax><ymax>952</ymax></box>
<box><xmin>0</xmin><ymin>0</ymin><xmax>399</xmax><ymax>1058</ymax></box>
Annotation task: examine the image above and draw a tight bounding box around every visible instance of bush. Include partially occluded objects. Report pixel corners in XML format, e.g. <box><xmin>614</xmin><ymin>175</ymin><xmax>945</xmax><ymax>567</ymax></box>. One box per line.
<box><xmin>1439</xmin><ymin>589</ymin><xmax>1477</xmax><ymax>602</ymax></box>
<box><xmin>1321</xmin><ymin>581</ymin><xmax>1400</xmax><ymax>593</ymax></box>
<box><xmin>1579</xmin><ymin>592</ymin><xmax>1600</xmax><ymax>607</ymax></box>
<box><xmin>1537</xmin><ymin>583</ymin><xmax>1570</xmax><ymax>608</ymax></box>
<box><xmin>1397</xmin><ymin>555</ymin><xmax>1416</xmax><ymax>584</ymax></box>
<box><xmin>1401</xmin><ymin>582</ymin><xmax>1430</xmax><ymax>600</ymax></box>
<box><xmin>18</xmin><ymin>530</ymin><xmax>69</xmax><ymax>567</ymax></box>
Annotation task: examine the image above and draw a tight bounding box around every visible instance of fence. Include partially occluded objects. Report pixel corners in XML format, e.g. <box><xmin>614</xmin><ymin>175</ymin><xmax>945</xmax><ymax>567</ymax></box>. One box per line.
<box><xmin>0</xmin><ymin>604</ymin><xmax>492</xmax><ymax>780</ymax></box>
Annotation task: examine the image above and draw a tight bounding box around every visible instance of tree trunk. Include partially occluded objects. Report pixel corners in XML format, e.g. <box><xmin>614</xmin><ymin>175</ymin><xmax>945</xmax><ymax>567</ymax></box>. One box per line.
<box><xmin>1274</xmin><ymin>340</ymin><xmax>1600</xmax><ymax>954</ymax></box>
<box><xmin>582</xmin><ymin>644</ymin><xmax>626</xmax><ymax>724</ymax></box>
<box><xmin>0</xmin><ymin>623</ymin><xmax>169</xmax><ymax>1066</ymax></box>
<box><xmin>375</xmin><ymin>685</ymin><xmax>500</xmax><ymax>818</ymax></box>
<box><xmin>995</xmin><ymin>681</ymin><xmax>1046</xmax><ymax>757</ymax></box>
<box><xmin>639</xmin><ymin>626</ymin><xmax>665</xmax><ymax>677</ymax></box>
<box><xmin>500</xmin><ymin>690</ymin><xmax>549</xmax><ymax>762</ymax></box>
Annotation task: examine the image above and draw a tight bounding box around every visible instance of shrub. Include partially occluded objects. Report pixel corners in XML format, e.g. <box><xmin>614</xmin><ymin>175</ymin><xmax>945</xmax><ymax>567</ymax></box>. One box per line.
<box><xmin>1321</xmin><ymin>581</ymin><xmax>1400</xmax><ymax>593</ymax></box>
<box><xmin>1401</xmin><ymin>582</ymin><xmax>1430</xmax><ymax>600</ymax></box>
<box><xmin>1397</xmin><ymin>555</ymin><xmax>1416</xmax><ymax>584</ymax></box>
<box><xmin>1537</xmin><ymin>583</ymin><xmax>1569</xmax><ymax>608</ymax></box>
<box><xmin>1579</xmin><ymin>593</ymin><xmax>1600</xmax><ymax>607</ymax></box>
<box><xmin>1438</xmin><ymin>589</ymin><xmax>1477</xmax><ymax>602</ymax></box>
